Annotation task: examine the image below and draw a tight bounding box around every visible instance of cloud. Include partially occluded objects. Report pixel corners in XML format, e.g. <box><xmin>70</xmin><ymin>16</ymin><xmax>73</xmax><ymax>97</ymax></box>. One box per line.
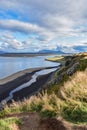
<box><xmin>0</xmin><ymin>0</ymin><xmax>87</xmax><ymax>52</ymax></box>
<box><xmin>0</xmin><ymin>32</ymin><xmax>87</xmax><ymax>53</ymax></box>
<box><xmin>0</xmin><ymin>19</ymin><xmax>56</xmax><ymax>42</ymax></box>
<box><xmin>0</xmin><ymin>32</ymin><xmax>58</xmax><ymax>52</ymax></box>
<box><xmin>0</xmin><ymin>33</ymin><xmax>23</xmax><ymax>50</ymax></box>
<box><xmin>0</xmin><ymin>0</ymin><xmax>87</xmax><ymax>28</ymax></box>
<box><xmin>0</xmin><ymin>0</ymin><xmax>87</xmax><ymax>36</ymax></box>
<box><xmin>0</xmin><ymin>19</ymin><xmax>45</xmax><ymax>34</ymax></box>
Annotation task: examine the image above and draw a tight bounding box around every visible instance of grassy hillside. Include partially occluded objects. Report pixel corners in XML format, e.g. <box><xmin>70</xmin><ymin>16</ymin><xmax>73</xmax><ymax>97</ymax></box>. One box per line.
<box><xmin>0</xmin><ymin>52</ymin><xmax>87</xmax><ymax>130</ymax></box>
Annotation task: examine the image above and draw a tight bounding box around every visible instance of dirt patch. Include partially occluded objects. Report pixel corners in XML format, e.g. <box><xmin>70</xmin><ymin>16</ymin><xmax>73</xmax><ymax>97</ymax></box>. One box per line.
<box><xmin>2</xmin><ymin>113</ymin><xmax>87</xmax><ymax>130</ymax></box>
<box><xmin>40</xmin><ymin>117</ymin><xmax>71</xmax><ymax>130</ymax></box>
<box><xmin>11</xmin><ymin>123</ymin><xmax>20</xmax><ymax>130</ymax></box>
<box><xmin>20</xmin><ymin>113</ymin><xmax>41</xmax><ymax>130</ymax></box>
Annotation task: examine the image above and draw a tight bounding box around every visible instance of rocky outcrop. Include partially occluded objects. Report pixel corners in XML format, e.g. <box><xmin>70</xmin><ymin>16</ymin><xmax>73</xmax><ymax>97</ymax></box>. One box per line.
<box><xmin>46</xmin><ymin>62</ymin><xmax>79</xmax><ymax>88</ymax></box>
<box><xmin>67</xmin><ymin>62</ymin><xmax>79</xmax><ymax>76</ymax></box>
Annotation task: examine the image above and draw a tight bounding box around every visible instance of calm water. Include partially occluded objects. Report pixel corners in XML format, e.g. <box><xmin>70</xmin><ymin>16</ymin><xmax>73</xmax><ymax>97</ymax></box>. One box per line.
<box><xmin>0</xmin><ymin>55</ymin><xmax>59</xmax><ymax>79</ymax></box>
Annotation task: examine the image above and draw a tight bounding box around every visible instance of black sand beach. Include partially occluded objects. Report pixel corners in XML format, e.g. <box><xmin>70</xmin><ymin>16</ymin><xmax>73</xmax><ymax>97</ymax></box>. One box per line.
<box><xmin>0</xmin><ymin>66</ymin><xmax>58</xmax><ymax>102</ymax></box>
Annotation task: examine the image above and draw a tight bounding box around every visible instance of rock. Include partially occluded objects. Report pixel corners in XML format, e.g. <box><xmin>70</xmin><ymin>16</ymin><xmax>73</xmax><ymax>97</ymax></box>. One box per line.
<box><xmin>67</xmin><ymin>62</ymin><xmax>79</xmax><ymax>76</ymax></box>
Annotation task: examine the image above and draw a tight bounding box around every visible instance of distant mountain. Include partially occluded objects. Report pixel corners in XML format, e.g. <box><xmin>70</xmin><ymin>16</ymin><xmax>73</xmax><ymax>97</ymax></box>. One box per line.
<box><xmin>38</xmin><ymin>49</ymin><xmax>66</xmax><ymax>54</ymax></box>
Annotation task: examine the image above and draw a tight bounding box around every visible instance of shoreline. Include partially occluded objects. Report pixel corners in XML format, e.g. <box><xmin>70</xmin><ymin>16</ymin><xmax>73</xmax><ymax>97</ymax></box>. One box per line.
<box><xmin>0</xmin><ymin>66</ymin><xmax>59</xmax><ymax>102</ymax></box>
<box><xmin>0</xmin><ymin>66</ymin><xmax>59</xmax><ymax>84</ymax></box>
<box><xmin>0</xmin><ymin>67</ymin><xmax>46</xmax><ymax>84</ymax></box>
<box><xmin>10</xmin><ymin>72</ymin><xmax>53</xmax><ymax>102</ymax></box>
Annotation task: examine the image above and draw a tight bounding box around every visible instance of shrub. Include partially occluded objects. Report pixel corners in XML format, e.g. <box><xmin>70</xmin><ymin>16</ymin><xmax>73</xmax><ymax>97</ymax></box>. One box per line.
<box><xmin>41</xmin><ymin>109</ymin><xmax>57</xmax><ymax>118</ymax></box>
<box><xmin>0</xmin><ymin>117</ymin><xmax>21</xmax><ymax>130</ymax></box>
<box><xmin>62</xmin><ymin>101</ymin><xmax>87</xmax><ymax>123</ymax></box>
<box><xmin>65</xmin><ymin>60</ymin><xmax>71</xmax><ymax>66</ymax></box>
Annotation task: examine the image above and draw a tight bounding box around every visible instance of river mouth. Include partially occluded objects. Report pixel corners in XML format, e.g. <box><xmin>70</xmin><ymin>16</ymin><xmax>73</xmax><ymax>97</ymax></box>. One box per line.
<box><xmin>0</xmin><ymin>67</ymin><xmax>58</xmax><ymax>106</ymax></box>
<box><xmin>0</xmin><ymin>55</ymin><xmax>60</xmax><ymax>107</ymax></box>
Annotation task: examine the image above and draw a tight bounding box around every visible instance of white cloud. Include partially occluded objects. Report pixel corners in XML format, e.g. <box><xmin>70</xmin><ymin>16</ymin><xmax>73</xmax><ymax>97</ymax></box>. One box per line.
<box><xmin>0</xmin><ymin>32</ymin><xmax>87</xmax><ymax>52</ymax></box>
<box><xmin>0</xmin><ymin>0</ymin><xmax>87</xmax><ymax>52</ymax></box>
<box><xmin>0</xmin><ymin>34</ymin><xmax>23</xmax><ymax>50</ymax></box>
<box><xmin>0</xmin><ymin>19</ymin><xmax>45</xmax><ymax>34</ymax></box>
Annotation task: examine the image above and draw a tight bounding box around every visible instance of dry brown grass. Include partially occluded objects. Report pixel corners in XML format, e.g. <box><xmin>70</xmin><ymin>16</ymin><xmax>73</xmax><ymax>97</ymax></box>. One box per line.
<box><xmin>1</xmin><ymin>68</ymin><xmax>87</xmax><ymax>123</ymax></box>
<box><xmin>60</xmin><ymin>69</ymin><xmax>87</xmax><ymax>102</ymax></box>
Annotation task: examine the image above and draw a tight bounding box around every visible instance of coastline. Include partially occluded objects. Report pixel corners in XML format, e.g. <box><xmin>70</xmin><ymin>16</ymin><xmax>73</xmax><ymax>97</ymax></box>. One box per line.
<box><xmin>0</xmin><ymin>53</ymin><xmax>53</xmax><ymax>57</ymax></box>
<box><xmin>0</xmin><ymin>67</ymin><xmax>45</xmax><ymax>85</ymax></box>
<box><xmin>0</xmin><ymin>66</ymin><xmax>59</xmax><ymax>102</ymax></box>
<box><xmin>11</xmin><ymin>72</ymin><xmax>52</xmax><ymax>102</ymax></box>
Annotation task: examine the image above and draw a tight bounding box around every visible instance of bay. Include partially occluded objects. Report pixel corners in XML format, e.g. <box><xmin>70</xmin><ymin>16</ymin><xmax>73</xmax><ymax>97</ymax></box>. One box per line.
<box><xmin>0</xmin><ymin>55</ymin><xmax>59</xmax><ymax>79</ymax></box>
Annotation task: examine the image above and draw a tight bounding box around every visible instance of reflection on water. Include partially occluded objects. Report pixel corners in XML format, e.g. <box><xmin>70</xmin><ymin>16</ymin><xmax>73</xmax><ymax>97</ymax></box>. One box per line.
<box><xmin>0</xmin><ymin>55</ymin><xmax>59</xmax><ymax>79</ymax></box>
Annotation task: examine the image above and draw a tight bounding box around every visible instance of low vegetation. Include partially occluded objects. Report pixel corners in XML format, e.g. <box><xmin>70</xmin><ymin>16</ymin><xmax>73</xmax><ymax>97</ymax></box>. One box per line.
<box><xmin>0</xmin><ymin>117</ymin><xmax>21</xmax><ymax>130</ymax></box>
<box><xmin>0</xmin><ymin>52</ymin><xmax>87</xmax><ymax>129</ymax></box>
<box><xmin>47</xmin><ymin>52</ymin><xmax>87</xmax><ymax>94</ymax></box>
<box><xmin>45</xmin><ymin>55</ymin><xmax>65</xmax><ymax>65</ymax></box>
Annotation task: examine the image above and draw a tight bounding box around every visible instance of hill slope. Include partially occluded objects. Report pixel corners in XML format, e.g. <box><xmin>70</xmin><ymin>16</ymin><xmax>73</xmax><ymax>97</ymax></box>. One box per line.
<box><xmin>0</xmin><ymin>52</ymin><xmax>87</xmax><ymax>130</ymax></box>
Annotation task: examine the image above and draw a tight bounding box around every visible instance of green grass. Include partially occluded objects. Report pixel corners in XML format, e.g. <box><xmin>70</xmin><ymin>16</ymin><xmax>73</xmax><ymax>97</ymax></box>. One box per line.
<box><xmin>62</xmin><ymin>101</ymin><xmax>87</xmax><ymax>124</ymax></box>
<box><xmin>0</xmin><ymin>117</ymin><xmax>21</xmax><ymax>130</ymax></box>
<box><xmin>0</xmin><ymin>52</ymin><xmax>87</xmax><ymax>125</ymax></box>
<box><xmin>47</xmin><ymin>53</ymin><xmax>87</xmax><ymax>95</ymax></box>
<box><xmin>78</xmin><ymin>58</ymin><xmax>87</xmax><ymax>71</ymax></box>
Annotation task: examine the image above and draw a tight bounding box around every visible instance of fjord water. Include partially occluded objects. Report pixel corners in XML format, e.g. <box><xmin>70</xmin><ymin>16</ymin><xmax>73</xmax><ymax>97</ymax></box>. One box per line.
<box><xmin>0</xmin><ymin>55</ymin><xmax>59</xmax><ymax>79</ymax></box>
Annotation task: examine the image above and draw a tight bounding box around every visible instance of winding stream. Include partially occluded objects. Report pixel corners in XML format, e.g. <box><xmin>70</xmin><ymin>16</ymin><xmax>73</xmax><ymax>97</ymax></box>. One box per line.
<box><xmin>1</xmin><ymin>68</ymin><xmax>57</xmax><ymax>105</ymax></box>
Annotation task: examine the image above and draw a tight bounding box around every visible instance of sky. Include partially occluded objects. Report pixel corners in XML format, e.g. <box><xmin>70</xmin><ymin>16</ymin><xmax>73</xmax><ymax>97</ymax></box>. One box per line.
<box><xmin>0</xmin><ymin>0</ymin><xmax>87</xmax><ymax>53</ymax></box>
